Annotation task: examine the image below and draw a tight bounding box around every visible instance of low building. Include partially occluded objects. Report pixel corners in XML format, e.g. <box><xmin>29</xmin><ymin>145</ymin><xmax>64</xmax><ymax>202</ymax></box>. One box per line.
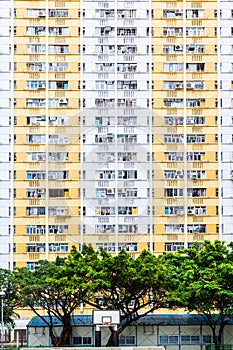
<box><xmin>26</xmin><ymin>314</ymin><xmax>233</xmax><ymax>349</ymax></box>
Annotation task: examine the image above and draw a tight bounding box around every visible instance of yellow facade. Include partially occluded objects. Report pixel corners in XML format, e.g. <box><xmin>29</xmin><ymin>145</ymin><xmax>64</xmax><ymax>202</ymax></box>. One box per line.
<box><xmin>14</xmin><ymin>0</ymin><xmax>81</xmax><ymax>267</ymax></box>
<box><xmin>13</xmin><ymin>0</ymin><xmax>219</xmax><ymax>268</ymax></box>
<box><xmin>151</xmin><ymin>0</ymin><xmax>219</xmax><ymax>252</ymax></box>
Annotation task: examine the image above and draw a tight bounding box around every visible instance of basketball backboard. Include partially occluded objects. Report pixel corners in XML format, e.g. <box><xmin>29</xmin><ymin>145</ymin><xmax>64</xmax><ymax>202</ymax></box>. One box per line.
<box><xmin>93</xmin><ymin>310</ymin><xmax>120</xmax><ymax>326</ymax></box>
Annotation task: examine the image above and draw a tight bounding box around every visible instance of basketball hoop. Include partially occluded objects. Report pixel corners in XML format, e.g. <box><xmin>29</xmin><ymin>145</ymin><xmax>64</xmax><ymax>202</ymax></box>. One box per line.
<box><xmin>93</xmin><ymin>310</ymin><xmax>120</xmax><ymax>328</ymax></box>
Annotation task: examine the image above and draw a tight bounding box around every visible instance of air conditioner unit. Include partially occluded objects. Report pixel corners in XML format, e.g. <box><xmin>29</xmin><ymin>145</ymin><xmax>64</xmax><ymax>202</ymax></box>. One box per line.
<box><xmin>188</xmin><ymin>209</ymin><xmax>195</xmax><ymax>215</ymax></box>
<box><xmin>175</xmin><ymin>83</ymin><xmax>183</xmax><ymax>89</ymax></box>
<box><xmin>107</xmin><ymin>188</ymin><xmax>114</xmax><ymax>194</ymax></box>
<box><xmin>37</xmin><ymin>84</ymin><xmax>45</xmax><ymax>89</ymax></box>
<box><xmin>186</xmin><ymin>82</ymin><xmax>193</xmax><ymax>89</ymax></box>
<box><xmin>177</xmin><ymin>210</ymin><xmax>184</xmax><ymax>215</ymax></box>
<box><xmin>174</xmin><ymin>45</ymin><xmax>182</xmax><ymax>51</ymax></box>
<box><xmin>59</xmin><ymin>98</ymin><xmax>67</xmax><ymax>104</ymax></box>
<box><xmin>187</xmin><ymin>119</ymin><xmax>194</xmax><ymax>125</ymax></box>
<box><xmin>38</xmin><ymin>11</ymin><xmax>45</xmax><ymax>17</ymax></box>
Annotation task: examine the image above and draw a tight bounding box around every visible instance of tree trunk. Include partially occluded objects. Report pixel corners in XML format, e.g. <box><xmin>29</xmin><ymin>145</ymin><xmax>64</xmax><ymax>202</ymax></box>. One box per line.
<box><xmin>212</xmin><ymin>326</ymin><xmax>222</xmax><ymax>350</ymax></box>
<box><xmin>48</xmin><ymin>325</ymin><xmax>57</xmax><ymax>346</ymax></box>
<box><xmin>57</xmin><ymin>317</ymin><xmax>72</xmax><ymax>346</ymax></box>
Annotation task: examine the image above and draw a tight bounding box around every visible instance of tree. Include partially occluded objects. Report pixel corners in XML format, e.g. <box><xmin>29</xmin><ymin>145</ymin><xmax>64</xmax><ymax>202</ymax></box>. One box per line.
<box><xmin>16</xmin><ymin>256</ymin><xmax>90</xmax><ymax>346</ymax></box>
<box><xmin>0</xmin><ymin>268</ymin><xmax>20</xmax><ymax>328</ymax></box>
<box><xmin>68</xmin><ymin>246</ymin><xmax>168</xmax><ymax>345</ymax></box>
<box><xmin>163</xmin><ymin>240</ymin><xmax>233</xmax><ymax>346</ymax></box>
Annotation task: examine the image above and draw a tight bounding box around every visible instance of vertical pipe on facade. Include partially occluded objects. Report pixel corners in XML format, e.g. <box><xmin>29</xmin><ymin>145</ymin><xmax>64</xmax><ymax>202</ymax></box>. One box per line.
<box><xmin>183</xmin><ymin>0</ymin><xmax>188</xmax><ymax>248</ymax></box>
<box><xmin>114</xmin><ymin>0</ymin><xmax>118</xmax><ymax>255</ymax></box>
<box><xmin>148</xmin><ymin>0</ymin><xmax>153</xmax><ymax>253</ymax></box>
<box><xmin>45</xmin><ymin>0</ymin><xmax>49</xmax><ymax>260</ymax></box>
<box><xmin>217</xmin><ymin>0</ymin><xmax>222</xmax><ymax>240</ymax></box>
<box><xmin>80</xmin><ymin>0</ymin><xmax>84</xmax><ymax>249</ymax></box>
<box><xmin>10</xmin><ymin>0</ymin><xmax>14</xmax><ymax>270</ymax></box>
<box><xmin>79</xmin><ymin>0</ymin><xmax>84</xmax><ymax>311</ymax></box>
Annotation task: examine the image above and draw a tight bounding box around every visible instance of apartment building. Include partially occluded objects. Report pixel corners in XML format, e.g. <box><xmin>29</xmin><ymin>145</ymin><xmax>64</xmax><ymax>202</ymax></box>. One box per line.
<box><xmin>0</xmin><ymin>0</ymin><xmax>232</xmax><ymax>269</ymax></box>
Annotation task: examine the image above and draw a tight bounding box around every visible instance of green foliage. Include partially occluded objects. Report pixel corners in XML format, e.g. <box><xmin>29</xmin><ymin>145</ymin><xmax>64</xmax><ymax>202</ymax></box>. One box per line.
<box><xmin>15</xmin><ymin>256</ymin><xmax>88</xmax><ymax>346</ymax></box>
<box><xmin>68</xmin><ymin>246</ymin><xmax>168</xmax><ymax>333</ymax></box>
<box><xmin>163</xmin><ymin>240</ymin><xmax>233</xmax><ymax>344</ymax></box>
<box><xmin>13</xmin><ymin>241</ymin><xmax>233</xmax><ymax>346</ymax></box>
<box><xmin>0</xmin><ymin>269</ymin><xmax>20</xmax><ymax>328</ymax></box>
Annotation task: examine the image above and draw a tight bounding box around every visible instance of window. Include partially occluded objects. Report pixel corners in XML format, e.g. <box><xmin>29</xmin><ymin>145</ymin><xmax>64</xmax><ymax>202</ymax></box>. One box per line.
<box><xmin>187</xmin><ymin>224</ymin><xmax>206</xmax><ymax>233</ymax></box>
<box><xmin>26</xmin><ymin>99</ymin><xmax>46</xmax><ymax>107</ymax></box>
<box><xmin>164</xmin><ymin>134</ymin><xmax>183</xmax><ymax>143</ymax></box>
<box><xmin>72</xmin><ymin>337</ymin><xmax>92</xmax><ymax>345</ymax></box>
<box><xmin>186</xmin><ymin>63</ymin><xmax>205</xmax><ymax>72</ymax></box>
<box><xmin>187</xmin><ymin>134</ymin><xmax>205</xmax><ymax>143</ymax></box>
<box><xmin>117</xmin><ymin>134</ymin><xmax>137</xmax><ymax>143</ymax></box>
<box><xmin>164</xmin><ymin>116</ymin><xmax>183</xmax><ymax>125</ymax></box>
<box><xmin>27</xmin><ymin>44</ymin><xmax>46</xmax><ymax>53</ymax></box>
<box><xmin>48</xmin><ymin>45</ymin><xmax>69</xmax><ymax>54</ymax></box>
<box><xmin>186</xmin><ymin>27</ymin><xmax>204</xmax><ymax>36</ymax></box>
<box><xmin>26</xmin><ymin>134</ymin><xmax>46</xmax><ymax>144</ymax></box>
<box><xmin>49</xmin><ymin>27</ymin><xmax>68</xmax><ymax>36</ymax></box>
<box><xmin>26</xmin><ymin>26</ymin><xmax>46</xmax><ymax>35</ymax></box>
<box><xmin>49</xmin><ymin>81</ymin><xmax>69</xmax><ymax>90</ymax></box>
<box><xmin>164</xmin><ymin>63</ymin><xmax>183</xmax><ymax>72</ymax></box>
<box><xmin>49</xmin><ymin>9</ymin><xmax>68</xmax><ymax>17</ymax></box>
<box><xmin>26</xmin><ymin>243</ymin><xmax>45</xmax><ymax>253</ymax></box>
<box><xmin>187</xmin><ymin>188</ymin><xmax>206</xmax><ymax>197</ymax></box>
<box><xmin>26</xmin><ymin>152</ymin><xmax>46</xmax><ymax>161</ymax></box>
<box><xmin>203</xmin><ymin>335</ymin><xmax>212</xmax><ymax>344</ymax></box>
<box><xmin>26</xmin><ymin>189</ymin><xmax>46</xmax><ymax>198</ymax></box>
<box><xmin>48</xmin><ymin>225</ymin><xmax>68</xmax><ymax>234</ymax></box>
<box><xmin>27</xmin><ymin>116</ymin><xmax>46</xmax><ymax>126</ymax></box>
<box><xmin>119</xmin><ymin>335</ymin><xmax>136</xmax><ymax>345</ymax></box>
<box><xmin>164</xmin><ymin>99</ymin><xmax>184</xmax><ymax>108</ymax></box>
<box><xmin>26</xmin><ymin>9</ymin><xmax>46</xmax><ymax>17</ymax></box>
<box><xmin>48</xmin><ymin>171</ymin><xmax>68</xmax><ymax>180</ymax></box>
<box><xmin>27</xmin><ymin>63</ymin><xmax>46</xmax><ymax>72</ymax></box>
<box><xmin>187</xmin><ymin>152</ymin><xmax>205</xmax><ymax>161</ymax></box>
<box><xmin>164</xmin><ymin>188</ymin><xmax>184</xmax><ymax>197</ymax></box>
<box><xmin>26</xmin><ymin>262</ymin><xmax>40</xmax><ymax>270</ymax></box>
<box><xmin>165</xmin><ymin>225</ymin><xmax>184</xmax><ymax>234</ymax></box>
<box><xmin>118</xmin><ymin>170</ymin><xmax>137</xmax><ymax>179</ymax></box>
<box><xmin>163</xmin><ymin>45</ymin><xmax>183</xmax><ymax>54</ymax></box>
<box><xmin>163</xmin><ymin>10</ymin><xmax>183</xmax><ymax>18</ymax></box>
<box><xmin>165</xmin><ymin>206</ymin><xmax>184</xmax><ymax>215</ymax></box>
<box><xmin>49</xmin><ymin>189</ymin><xmax>69</xmax><ymax>197</ymax></box>
<box><xmin>165</xmin><ymin>242</ymin><xmax>184</xmax><ymax>251</ymax></box>
<box><xmin>181</xmin><ymin>335</ymin><xmax>200</xmax><ymax>344</ymax></box>
<box><xmin>26</xmin><ymin>225</ymin><xmax>46</xmax><ymax>234</ymax></box>
<box><xmin>48</xmin><ymin>207</ymin><xmax>69</xmax><ymax>216</ymax></box>
<box><xmin>164</xmin><ymin>170</ymin><xmax>184</xmax><ymax>179</ymax></box>
<box><xmin>188</xmin><ymin>207</ymin><xmax>206</xmax><ymax>215</ymax></box>
<box><xmin>48</xmin><ymin>152</ymin><xmax>69</xmax><ymax>161</ymax></box>
<box><xmin>118</xmin><ymin>225</ymin><xmax>138</xmax><ymax>233</ymax></box>
<box><xmin>95</xmin><ymin>225</ymin><xmax>115</xmax><ymax>234</ymax></box>
<box><xmin>186</xmin><ymin>9</ymin><xmax>204</xmax><ymax>18</ymax></box>
<box><xmin>163</xmin><ymin>27</ymin><xmax>183</xmax><ymax>36</ymax></box>
<box><xmin>49</xmin><ymin>243</ymin><xmax>68</xmax><ymax>252</ymax></box>
<box><xmin>26</xmin><ymin>207</ymin><xmax>45</xmax><ymax>216</ymax></box>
